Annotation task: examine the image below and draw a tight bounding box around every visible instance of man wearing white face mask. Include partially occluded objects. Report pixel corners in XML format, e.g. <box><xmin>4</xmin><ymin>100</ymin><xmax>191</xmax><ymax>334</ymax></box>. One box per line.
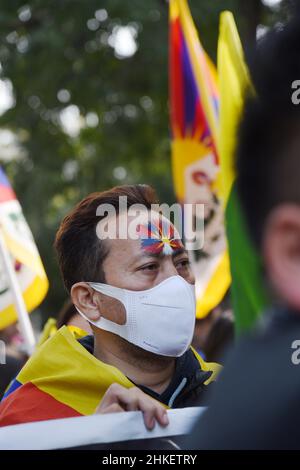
<box><xmin>0</xmin><ymin>185</ymin><xmax>221</xmax><ymax>432</ymax></box>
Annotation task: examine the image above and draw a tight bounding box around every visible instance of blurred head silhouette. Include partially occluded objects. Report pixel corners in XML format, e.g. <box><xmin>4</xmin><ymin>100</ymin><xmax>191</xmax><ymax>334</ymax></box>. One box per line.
<box><xmin>237</xmin><ymin>15</ymin><xmax>300</xmax><ymax>311</ymax></box>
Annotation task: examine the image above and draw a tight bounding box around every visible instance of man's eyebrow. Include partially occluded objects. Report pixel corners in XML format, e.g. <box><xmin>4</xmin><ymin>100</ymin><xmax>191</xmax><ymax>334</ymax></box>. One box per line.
<box><xmin>172</xmin><ymin>247</ymin><xmax>188</xmax><ymax>258</ymax></box>
<box><xmin>128</xmin><ymin>252</ymin><xmax>164</xmax><ymax>266</ymax></box>
<box><xmin>128</xmin><ymin>247</ymin><xmax>187</xmax><ymax>268</ymax></box>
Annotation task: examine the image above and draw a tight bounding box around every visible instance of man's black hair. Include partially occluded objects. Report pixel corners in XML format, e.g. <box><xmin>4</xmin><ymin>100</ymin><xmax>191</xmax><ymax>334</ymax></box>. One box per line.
<box><xmin>236</xmin><ymin>14</ymin><xmax>300</xmax><ymax>247</ymax></box>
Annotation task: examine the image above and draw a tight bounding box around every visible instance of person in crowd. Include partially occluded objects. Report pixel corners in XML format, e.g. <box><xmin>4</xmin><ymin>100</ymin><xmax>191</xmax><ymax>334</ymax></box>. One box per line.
<box><xmin>192</xmin><ymin>292</ymin><xmax>234</xmax><ymax>363</ymax></box>
<box><xmin>192</xmin><ymin>308</ymin><xmax>220</xmax><ymax>358</ymax></box>
<box><xmin>0</xmin><ymin>324</ymin><xmax>27</xmax><ymax>398</ymax></box>
<box><xmin>0</xmin><ymin>356</ymin><xmax>24</xmax><ymax>400</ymax></box>
<box><xmin>203</xmin><ymin>310</ymin><xmax>234</xmax><ymax>364</ymax></box>
<box><xmin>0</xmin><ymin>184</ymin><xmax>221</xmax><ymax>430</ymax></box>
<box><xmin>36</xmin><ymin>300</ymin><xmax>93</xmax><ymax>349</ymax></box>
<box><xmin>186</xmin><ymin>15</ymin><xmax>300</xmax><ymax>449</ymax></box>
<box><xmin>56</xmin><ymin>299</ymin><xmax>93</xmax><ymax>334</ymax></box>
<box><xmin>0</xmin><ymin>323</ymin><xmax>24</xmax><ymax>356</ymax></box>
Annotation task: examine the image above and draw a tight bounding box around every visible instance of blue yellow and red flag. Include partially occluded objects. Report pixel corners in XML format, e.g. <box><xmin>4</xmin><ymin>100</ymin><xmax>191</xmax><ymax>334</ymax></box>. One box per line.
<box><xmin>169</xmin><ymin>0</ymin><xmax>230</xmax><ymax>318</ymax></box>
<box><xmin>0</xmin><ymin>326</ymin><xmax>220</xmax><ymax>426</ymax></box>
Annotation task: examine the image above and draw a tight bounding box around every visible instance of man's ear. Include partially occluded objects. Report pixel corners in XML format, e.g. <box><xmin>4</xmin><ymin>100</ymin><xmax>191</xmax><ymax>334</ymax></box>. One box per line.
<box><xmin>71</xmin><ymin>282</ymin><xmax>126</xmax><ymax>325</ymax></box>
<box><xmin>263</xmin><ymin>204</ymin><xmax>300</xmax><ymax>310</ymax></box>
<box><xmin>71</xmin><ymin>283</ymin><xmax>101</xmax><ymax>322</ymax></box>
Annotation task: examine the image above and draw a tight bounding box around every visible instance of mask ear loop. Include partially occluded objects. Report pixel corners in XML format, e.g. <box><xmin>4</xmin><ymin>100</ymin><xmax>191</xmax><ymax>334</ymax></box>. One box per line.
<box><xmin>88</xmin><ymin>282</ymin><xmax>127</xmax><ymax>306</ymax></box>
<box><xmin>75</xmin><ymin>284</ymin><xmax>130</xmax><ymax>335</ymax></box>
<box><xmin>74</xmin><ymin>304</ymin><xmax>91</xmax><ymax>324</ymax></box>
<box><xmin>72</xmin><ymin>282</ymin><xmax>124</xmax><ymax>324</ymax></box>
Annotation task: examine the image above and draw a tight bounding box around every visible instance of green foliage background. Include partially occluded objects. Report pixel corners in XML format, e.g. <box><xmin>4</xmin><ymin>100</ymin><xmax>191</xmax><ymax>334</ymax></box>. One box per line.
<box><xmin>0</xmin><ymin>0</ymin><xmax>293</xmax><ymax>321</ymax></box>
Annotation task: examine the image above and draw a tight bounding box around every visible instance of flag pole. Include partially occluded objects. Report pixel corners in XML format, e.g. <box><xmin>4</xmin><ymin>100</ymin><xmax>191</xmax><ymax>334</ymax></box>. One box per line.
<box><xmin>0</xmin><ymin>228</ymin><xmax>36</xmax><ymax>355</ymax></box>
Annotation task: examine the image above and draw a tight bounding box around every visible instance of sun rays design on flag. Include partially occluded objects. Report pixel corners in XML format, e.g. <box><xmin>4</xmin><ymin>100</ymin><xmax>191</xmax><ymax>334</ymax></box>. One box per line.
<box><xmin>137</xmin><ymin>218</ymin><xmax>183</xmax><ymax>255</ymax></box>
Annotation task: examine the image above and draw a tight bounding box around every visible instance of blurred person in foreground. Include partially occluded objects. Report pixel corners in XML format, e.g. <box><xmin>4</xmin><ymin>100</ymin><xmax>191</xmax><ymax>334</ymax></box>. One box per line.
<box><xmin>186</xmin><ymin>15</ymin><xmax>300</xmax><ymax>450</ymax></box>
<box><xmin>0</xmin><ymin>184</ymin><xmax>220</xmax><ymax>431</ymax></box>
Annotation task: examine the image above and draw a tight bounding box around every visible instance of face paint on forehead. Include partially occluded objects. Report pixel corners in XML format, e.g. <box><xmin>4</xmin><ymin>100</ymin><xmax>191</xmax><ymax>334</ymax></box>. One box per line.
<box><xmin>136</xmin><ymin>217</ymin><xmax>184</xmax><ymax>255</ymax></box>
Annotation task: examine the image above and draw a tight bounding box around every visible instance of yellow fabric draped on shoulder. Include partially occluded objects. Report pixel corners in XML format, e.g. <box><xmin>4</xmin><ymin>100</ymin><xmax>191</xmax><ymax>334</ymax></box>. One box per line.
<box><xmin>18</xmin><ymin>326</ymin><xmax>135</xmax><ymax>415</ymax></box>
<box><xmin>17</xmin><ymin>326</ymin><xmax>221</xmax><ymax>415</ymax></box>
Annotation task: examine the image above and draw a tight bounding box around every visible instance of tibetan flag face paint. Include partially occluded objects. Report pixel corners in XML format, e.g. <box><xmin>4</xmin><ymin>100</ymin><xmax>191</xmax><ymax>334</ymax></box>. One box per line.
<box><xmin>137</xmin><ymin>218</ymin><xmax>183</xmax><ymax>256</ymax></box>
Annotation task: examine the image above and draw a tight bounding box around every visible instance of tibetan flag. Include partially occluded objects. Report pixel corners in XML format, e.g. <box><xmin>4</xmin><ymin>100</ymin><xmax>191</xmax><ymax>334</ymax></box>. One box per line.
<box><xmin>169</xmin><ymin>0</ymin><xmax>231</xmax><ymax>319</ymax></box>
<box><xmin>0</xmin><ymin>167</ymin><xmax>48</xmax><ymax>329</ymax></box>
<box><xmin>0</xmin><ymin>326</ymin><xmax>220</xmax><ymax>426</ymax></box>
<box><xmin>217</xmin><ymin>12</ymin><xmax>269</xmax><ymax>333</ymax></box>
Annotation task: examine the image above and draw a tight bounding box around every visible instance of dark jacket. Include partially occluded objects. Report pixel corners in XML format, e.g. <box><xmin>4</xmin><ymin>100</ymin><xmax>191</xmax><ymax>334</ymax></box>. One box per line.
<box><xmin>185</xmin><ymin>308</ymin><xmax>300</xmax><ymax>450</ymax></box>
<box><xmin>79</xmin><ymin>335</ymin><xmax>219</xmax><ymax>408</ymax></box>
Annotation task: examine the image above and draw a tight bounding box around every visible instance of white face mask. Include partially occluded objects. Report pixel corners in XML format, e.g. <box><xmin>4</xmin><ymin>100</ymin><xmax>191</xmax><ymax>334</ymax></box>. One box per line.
<box><xmin>77</xmin><ymin>275</ymin><xmax>196</xmax><ymax>357</ymax></box>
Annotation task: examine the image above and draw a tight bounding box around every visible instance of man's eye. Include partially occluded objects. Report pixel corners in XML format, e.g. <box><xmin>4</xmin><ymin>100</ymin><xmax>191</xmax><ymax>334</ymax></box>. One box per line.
<box><xmin>175</xmin><ymin>259</ymin><xmax>191</xmax><ymax>269</ymax></box>
<box><xmin>139</xmin><ymin>263</ymin><xmax>159</xmax><ymax>272</ymax></box>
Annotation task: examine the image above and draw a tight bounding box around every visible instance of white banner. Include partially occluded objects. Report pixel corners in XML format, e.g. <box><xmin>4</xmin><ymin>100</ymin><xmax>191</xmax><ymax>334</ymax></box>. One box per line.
<box><xmin>0</xmin><ymin>407</ymin><xmax>205</xmax><ymax>450</ymax></box>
